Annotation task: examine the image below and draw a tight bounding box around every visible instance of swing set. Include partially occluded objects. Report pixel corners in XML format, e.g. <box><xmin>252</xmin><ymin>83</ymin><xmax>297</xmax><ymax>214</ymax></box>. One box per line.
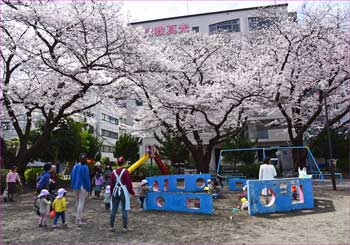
<box><xmin>216</xmin><ymin>145</ymin><xmax>325</xmax><ymax>180</ymax></box>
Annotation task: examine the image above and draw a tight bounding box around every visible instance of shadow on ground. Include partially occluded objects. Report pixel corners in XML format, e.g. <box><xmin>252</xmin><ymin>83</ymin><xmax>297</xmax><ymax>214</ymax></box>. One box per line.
<box><xmin>255</xmin><ymin>198</ymin><xmax>336</xmax><ymax>219</ymax></box>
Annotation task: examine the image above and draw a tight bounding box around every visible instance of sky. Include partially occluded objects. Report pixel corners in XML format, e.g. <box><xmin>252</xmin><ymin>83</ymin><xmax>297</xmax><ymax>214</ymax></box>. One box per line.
<box><xmin>121</xmin><ymin>1</ymin><xmax>298</xmax><ymax>22</ymax></box>
<box><xmin>119</xmin><ymin>0</ymin><xmax>349</xmax><ymax>22</ymax></box>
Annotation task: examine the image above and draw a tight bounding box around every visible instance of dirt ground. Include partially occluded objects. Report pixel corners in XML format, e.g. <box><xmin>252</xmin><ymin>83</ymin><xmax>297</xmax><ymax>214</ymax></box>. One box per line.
<box><xmin>1</xmin><ymin>180</ymin><xmax>349</xmax><ymax>244</ymax></box>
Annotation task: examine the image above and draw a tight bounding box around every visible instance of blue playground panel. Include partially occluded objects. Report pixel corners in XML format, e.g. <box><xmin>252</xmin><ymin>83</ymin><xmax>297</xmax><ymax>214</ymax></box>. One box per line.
<box><xmin>146</xmin><ymin>174</ymin><xmax>211</xmax><ymax>193</ymax></box>
<box><xmin>228</xmin><ymin>178</ymin><xmax>248</xmax><ymax>191</ymax></box>
<box><xmin>145</xmin><ymin>191</ymin><xmax>213</xmax><ymax>214</ymax></box>
<box><xmin>247</xmin><ymin>178</ymin><xmax>314</xmax><ymax>215</ymax></box>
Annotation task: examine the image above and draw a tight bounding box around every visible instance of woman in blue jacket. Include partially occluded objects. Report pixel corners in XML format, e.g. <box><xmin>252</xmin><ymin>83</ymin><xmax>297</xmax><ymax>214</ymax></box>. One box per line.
<box><xmin>71</xmin><ymin>153</ymin><xmax>90</xmax><ymax>226</ymax></box>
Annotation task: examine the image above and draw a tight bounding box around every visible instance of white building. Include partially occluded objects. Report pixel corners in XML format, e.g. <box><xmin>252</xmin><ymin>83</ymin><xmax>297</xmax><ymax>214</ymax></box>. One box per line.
<box><xmin>130</xmin><ymin>4</ymin><xmax>296</xmax><ymax>171</ymax></box>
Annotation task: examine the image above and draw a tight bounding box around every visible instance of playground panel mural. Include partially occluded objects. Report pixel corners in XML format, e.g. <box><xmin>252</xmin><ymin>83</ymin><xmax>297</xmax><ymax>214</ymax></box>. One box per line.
<box><xmin>247</xmin><ymin>178</ymin><xmax>314</xmax><ymax>215</ymax></box>
<box><xmin>145</xmin><ymin>192</ymin><xmax>213</xmax><ymax>214</ymax></box>
<box><xmin>146</xmin><ymin>174</ymin><xmax>211</xmax><ymax>193</ymax></box>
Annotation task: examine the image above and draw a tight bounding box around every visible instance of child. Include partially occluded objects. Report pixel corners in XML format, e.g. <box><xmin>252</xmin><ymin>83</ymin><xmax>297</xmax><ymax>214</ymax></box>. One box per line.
<box><xmin>94</xmin><ymin>166</ymin><xmax>104</xmax><ymax>198</ymax></box>
<box><xmin>138</xmin><ymin>179</ymin><xmax>149</xmax><ymax>210</ymax></box>
<box><xmin>213</xmin><ymin>180</ymin><xmax>223</xmax><ymax>199</ymax></box>
<box><xmin>52</xmin><ymin>188</ymin><xmax>68</xmax><ymax>228</ymax></box>
<box><xmin>36</xmin><ymin>189</ymin><xmax>51</xmax><ymax>228</ymax></box>
<box><xmin>291</xmin><ymin>185</ymin><xmax>298</xmax><ymax>200</ymax></box>
<box><xmin>104</xmin><ymin>185</ymin><xmax>111</xmax><ymax>210</ymax></box>
<box><xmin>207</xmin><ymin>179</ymin><xmax>215</xmax><ymax>194</ymax></box>
<box><xmin>6</xmin><ymin>165</ymin><xmax>22</xmax><ymax>202</ymax></box>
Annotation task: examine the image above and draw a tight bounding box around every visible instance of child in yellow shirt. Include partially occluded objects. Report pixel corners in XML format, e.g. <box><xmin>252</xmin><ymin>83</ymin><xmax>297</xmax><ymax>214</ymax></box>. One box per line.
<box><xmin>52</xmin><ymin>188</ymin><xmax>68</xmax><ymax>228</ymax></box>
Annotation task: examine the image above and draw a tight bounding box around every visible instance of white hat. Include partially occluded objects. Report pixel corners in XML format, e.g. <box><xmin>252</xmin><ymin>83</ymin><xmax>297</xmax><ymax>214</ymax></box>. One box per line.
<box><xmin>38</xmin><ymin>189</ymin><xmax>49</xmax><ymax>198</ymax></box>
<box><xmin>141</xmin><ymin>179</ymin><xmax>148</xmax><ymax>185</ymax></box>
<box><xmin>105</xmin><ymin>185</ymin><xmax>111</xmax><ymax>194</ymax></box>
<box><xmin>95</xmin><ymin>162</ymin><xmax>101</xmax><ymax>167</ymax></box>
<box><xmin>57</xmin><ymin>188</ymin><xmax>67</xmax><ymax>198</ymax></box>
<box><xmin>207</xmin><ymin>179</ymin><xmax>212</xmax><ymax>182</ymax></box>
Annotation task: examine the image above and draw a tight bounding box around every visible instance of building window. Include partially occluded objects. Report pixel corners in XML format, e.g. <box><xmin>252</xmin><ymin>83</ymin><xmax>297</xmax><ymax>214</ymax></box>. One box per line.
<box><xmin>136</xmin><ymin>100</ymin><xmax>143</xmax><ymax>106</ymax></box>
<box><xmin>248</xmin><ymin>17</ymin><xmax>273</xmax><ymax>31</ymax></box>
<box><xmin>101</xmin><ymin>129</ymin><xmax>118</xmax><ymax>139</ymax></box>
<box><xmin>209</xmin><ymin>19</ymin><xmax>240</xmax><ymax>33</ymax></box>
<box><xmin>192</xmin><ymin>26</ymin><xmax>199</xmax><ymax>33</ymax></box>
<box><xmin>256</xmin><ymin>127</ymin><xmax>268</xmax><ymax>139</ymax></box>
<box><xmin>2</xmin><ymin>121</ymin><xmax>10</xmax><ymax>130</ymax></box>
<box><xmin>101</xmin><ymin>145</ymin><xmax>114</xmax><ymax>153</ymax></box>
<box><xmin>102</xmin><ymin>113</ymin><xmax>118</xmax><ymax>125</ymax></box>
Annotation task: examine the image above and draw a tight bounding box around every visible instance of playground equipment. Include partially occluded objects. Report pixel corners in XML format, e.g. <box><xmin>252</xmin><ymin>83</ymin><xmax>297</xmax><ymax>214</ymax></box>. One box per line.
<box><xmin>127</xmin><ymin>145</ymin><xmax>169</xmax><ymax>175</ymax></box>
<box><xmin>145</xmin><ymin>174</ymin><xmax>213</xmax><ymax>214</ymax></box>
<box><xmin>247</xmin><ymin>177</ymin><xmax>314</xmax><ymax>215</ymax></box>
<box><xmin>127</xmin><ymin>153</ymin><xmax>149</xmax><ymax>174</ymax></box>
<box><xmin>217</xmin><ymin>146</ymin><xmax>324</xmax><ymax>180</ymax></box>
<box><xmin>228</xmin><ymin>178</ymin><xmax>248</xmax><ymax>191</ymax></box>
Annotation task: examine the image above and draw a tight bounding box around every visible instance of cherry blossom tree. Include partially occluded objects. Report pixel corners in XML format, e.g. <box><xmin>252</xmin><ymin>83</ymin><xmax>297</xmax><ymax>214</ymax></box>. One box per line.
<box><xmin>1</xmin><ymin>0</ymin><xmax>145</xmax><ymax>174</ymax></box>
<box><xmin>254</xmin><ymin>5</ymin><xmax>350</xmax><ymax>166</ymax></box>
<box><xmin>130</xmin><ymin>33</ymin><xmax>268</xmax><ymax>173</ymax></box>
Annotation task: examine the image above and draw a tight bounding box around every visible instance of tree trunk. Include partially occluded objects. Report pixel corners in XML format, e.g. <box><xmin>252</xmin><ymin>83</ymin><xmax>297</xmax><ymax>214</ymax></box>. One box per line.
<box><xmin>291</xmin><ymin>137</ymin><xmax>307</xmax><ymax>170</ymax></box>
<box><xmin>188</xmin><ymin>147</ymin><xmax>212</xmax><ymax>173</ymax></box>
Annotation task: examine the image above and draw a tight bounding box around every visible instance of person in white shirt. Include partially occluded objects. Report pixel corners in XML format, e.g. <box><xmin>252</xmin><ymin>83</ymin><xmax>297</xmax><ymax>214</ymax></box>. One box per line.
<box><xmin>259</xmin><ymin>157</ymin><xmax>277</xmax><ymax>204</ymax></box>
<box><xmin>259</xmin><ymin>157</ymin><xmax>277</xmax><ymax>180</ymax></box>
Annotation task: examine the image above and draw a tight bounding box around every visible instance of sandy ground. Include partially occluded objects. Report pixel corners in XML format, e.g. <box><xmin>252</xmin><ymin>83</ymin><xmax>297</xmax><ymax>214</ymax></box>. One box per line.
<box><xmin>1</xmin><ymin>180</ymin><xmax>349</xmax><ymax>244</ymax></box>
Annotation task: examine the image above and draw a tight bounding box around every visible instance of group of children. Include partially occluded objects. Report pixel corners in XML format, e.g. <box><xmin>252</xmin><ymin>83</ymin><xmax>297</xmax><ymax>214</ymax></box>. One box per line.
<box><xmin>35</xmin><ymin>188</ymin><xmax>68</xmax><ymax>228</ymax></box>
<box><xmin>205</xmin><ymin>179</ymin><xmax>224</xmax><ymax>199</ymax></box>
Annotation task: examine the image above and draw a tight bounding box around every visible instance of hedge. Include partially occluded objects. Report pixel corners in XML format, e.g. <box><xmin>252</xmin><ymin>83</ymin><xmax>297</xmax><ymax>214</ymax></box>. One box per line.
<box><xmin>24</xmin><ymin>167</ymin><xmax>43</xmax><ymax>188</ymax></box>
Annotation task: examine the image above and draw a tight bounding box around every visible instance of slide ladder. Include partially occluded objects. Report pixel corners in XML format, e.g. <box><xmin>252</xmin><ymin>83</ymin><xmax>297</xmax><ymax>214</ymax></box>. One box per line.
<box><xmin>127</xmin><ymin>152</ymin><xmax>169</xmax><ymax>175</ymax></box>
<box><xmin>154</xmin><ymin>155</ymin><xmax>169</xmax><ymax>175</ymax></box>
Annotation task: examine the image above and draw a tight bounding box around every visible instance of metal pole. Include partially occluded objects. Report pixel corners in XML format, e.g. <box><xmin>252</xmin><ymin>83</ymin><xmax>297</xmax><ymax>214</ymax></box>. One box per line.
<box><xmin>324</xmin><ymin>95</ymin><xmax>336</xmax><ymax>190</ymax></box>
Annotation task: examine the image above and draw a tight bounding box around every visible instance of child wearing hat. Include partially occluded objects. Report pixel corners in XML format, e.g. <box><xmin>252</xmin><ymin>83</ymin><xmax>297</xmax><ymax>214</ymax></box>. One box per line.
<box><xmin>104</xmin><ymin>185</ymin><xmax>111</xmax><ymax>210</ymax></box>
<box><xmin>36</xmin><ymin>189</ymin><xmax>51</xmax><ymax>228</ymax></box>
<box><xmin>138</xmin><ymin>179</ymin><xmax>149</xmax><ymax>210</ymax></box>
<box><xmin>207</xmin><ymin>179</ymin><xmax>215</xmax><ymax>194</ymax></box>
<box><xmin>52</xmin><ymin>188</ymin><xmax>68</xmax><ymax>228</ymax></box>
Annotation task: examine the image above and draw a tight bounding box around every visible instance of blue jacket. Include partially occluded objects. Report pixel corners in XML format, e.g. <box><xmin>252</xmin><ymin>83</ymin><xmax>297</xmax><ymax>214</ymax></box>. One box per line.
<box><xmin>37</xmin><ymin>171</ymin><xmax>51</xmax><ymax>190</ymax></box>
<box><xmin>70</xmin><ymin>163</ymin><xmax>90</xmax><ymax>191</ymax></box>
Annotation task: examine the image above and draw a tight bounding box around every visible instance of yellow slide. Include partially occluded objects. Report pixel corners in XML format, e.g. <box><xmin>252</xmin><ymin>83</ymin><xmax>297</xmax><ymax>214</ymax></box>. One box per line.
<box><xmin>127</xmin><ymin>153</ymin><xmax>149</xmax><ymax>174</ymax></box>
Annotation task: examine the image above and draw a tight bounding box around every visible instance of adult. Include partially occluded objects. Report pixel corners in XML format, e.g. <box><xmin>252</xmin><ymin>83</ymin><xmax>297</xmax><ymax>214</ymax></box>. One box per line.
<box><xmin>259</xmin><ymin>157</ymin><xmax>277</xmax><ymax>180</ymax></box>
<box><xmin>110</xmin><ymin>156</ymin><xmax>135</xmax><ymax>232</ymax></box>
<box><xmin>88</xmin><ymin>163</ymin><xmax>98</xmax><ymax>198</ymax></box>
<box><xmin>48</xmin><ymin>165</ymin><xmax>57</xmax><ymax>194</ymax></box>
<box><xmin>6</xmin><ymin>165</ymin><xmax>22</xmax><ymax>201</ymax></box>
<box><xmin>259</xmin><ymin>157</ymin><xmax>277</xmax><ymax>203</ymax></box>
<box><xmin>71</xmin><ymin>153</ymin><xmax>91</xmax><ymax>226</ymax></box>
<box><xmin>36</xmin><ymin>163</ymin><xmax>52</xmax><ymax>193</ymax></box>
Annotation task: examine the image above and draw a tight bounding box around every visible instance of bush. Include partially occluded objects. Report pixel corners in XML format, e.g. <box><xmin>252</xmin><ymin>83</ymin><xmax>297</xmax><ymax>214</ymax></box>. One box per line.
<box><xmin>24</xmin><ymin>167</ymin><xmax>43</xmax><ymax>188</ymax></box>
<box><xmin>336</xmin><ymin>158</ymin><xmax>349</xmax><ymax>174</ymax></box>
<box><xmin>56</xmin><ymin>174</ymin><xmax>71</xmax><ymax>189</ymax></box>
<box><xmin>0</xmin><ymin>169</ymin><xmax>10</xmax><ymax>193</ymax></box>
<box><xmin>238</xmin><ymin>164</ymin><xmax>260</xmax><ymax>179</ymax></box>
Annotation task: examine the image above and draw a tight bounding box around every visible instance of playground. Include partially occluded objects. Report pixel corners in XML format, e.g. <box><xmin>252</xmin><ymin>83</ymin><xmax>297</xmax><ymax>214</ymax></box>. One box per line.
<box><xmin>1</xmin><ymin>180</ymin><xmax>349</xmax><ymax>244</ymax></box>
<box><xmin>1</xmin><ymin>145</ymin><xmax>349</xmax><ymax>244</ymax></box>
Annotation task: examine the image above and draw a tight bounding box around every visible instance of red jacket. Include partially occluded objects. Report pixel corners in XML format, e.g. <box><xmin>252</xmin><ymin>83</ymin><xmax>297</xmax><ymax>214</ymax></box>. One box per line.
<box><xmin>110</xmin><ymin>168</ymin><xmax>135</xmax><ymax>196</ymax></box>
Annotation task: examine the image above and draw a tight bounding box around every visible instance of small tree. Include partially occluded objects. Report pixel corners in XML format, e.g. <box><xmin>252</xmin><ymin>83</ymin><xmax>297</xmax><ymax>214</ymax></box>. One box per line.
<box><xmin>222</xmin><ymin>131</ymin><xmax>257</xmax><ymax>171</ymax></box>
<box><xmin>80</xmin><ymin>130</ymin><xmax>103</xmax><ymax>160</ymax></box>
<box><xmin>29</xmin><ymin>118</ymin><xmax>84</xmax><ymax>163</ymax></box>
<box><xmin>154</xmin><ymin>130</ymin><xmax>189</xmax><ymax>165</ymax></box>
<box><xmin>114</xmin><ymin>134</ymin><xmax>139</xmax><ymax>163</ymax></box>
